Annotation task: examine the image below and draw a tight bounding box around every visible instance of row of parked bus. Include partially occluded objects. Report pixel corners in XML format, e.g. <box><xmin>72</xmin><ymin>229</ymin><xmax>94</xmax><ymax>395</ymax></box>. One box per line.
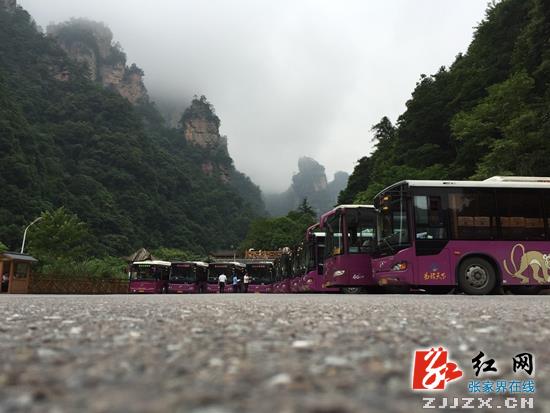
<box><xmin>129</xmin><ymin>260</ymin><xmax>275</xmax><ymax>294</ymax></box>
<box><xmin>298</xmin><ymin>176</ymin><xmax>550</xmax><ymax>295</ymax></box>
<box><xmin>130</xmin><ymin>176</ymin><xmax>550</xmax><ymax>295</ymax></box>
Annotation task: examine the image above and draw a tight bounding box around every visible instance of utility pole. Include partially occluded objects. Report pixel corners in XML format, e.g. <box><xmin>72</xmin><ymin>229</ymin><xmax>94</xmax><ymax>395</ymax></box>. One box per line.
<box><xmin>20</xmin><ymin>216</ymin><xmax>43</xmax><ymax>254</ymax></box>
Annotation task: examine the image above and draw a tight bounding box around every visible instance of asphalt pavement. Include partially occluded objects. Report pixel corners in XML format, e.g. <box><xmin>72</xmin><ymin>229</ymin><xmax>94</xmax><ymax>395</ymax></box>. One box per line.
<box><xmin>1</xmin><ymin>294</ymin><xmax>549</xmax><ymax>413</ymax></box>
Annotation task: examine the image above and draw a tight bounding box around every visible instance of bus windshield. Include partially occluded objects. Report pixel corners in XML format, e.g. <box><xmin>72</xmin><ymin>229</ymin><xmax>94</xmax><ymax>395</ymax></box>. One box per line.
<box><xmin>324</xmin><ymin>213</ymin><xmax>343</xmax><ymax>258</ymax></box>
<box><xmin>346</xmin><ymin>208</ymin><xmax>376</xmax><ymax>254</ymax></box>
<box><xmin>170</xmin><ymin>265</ymin><xmax>196</xmax><ymax>283</ymax></box>
<box><xmin>130</xmin><ymin>265</ymin><xmax>164</xmax><ymax>281</ymax></box>
<box><xmin>376</xmin><ymin>188</ymin><xmax>410</xmax><ymax>255</ymax></box>
<box><xmin>208</xmin><ymin>265</ymin><xmax>231</xmax><ymax>283</ymax></box>
<box><xmin>305</xmin><ymin>238</ymin><xmax>323</xmax><ymax>271</ymax></box>
<box><xmin>248</xmin><ymin>266</ymin><xmax>273</xmax><ymax>284</ymax></box>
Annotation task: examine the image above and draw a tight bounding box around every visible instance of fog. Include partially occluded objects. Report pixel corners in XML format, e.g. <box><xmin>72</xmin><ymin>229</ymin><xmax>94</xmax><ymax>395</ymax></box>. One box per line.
<box><xmin>19</xmin><ymin>0</ymin><xmax>489</xmax><ymax>192</ymax></box>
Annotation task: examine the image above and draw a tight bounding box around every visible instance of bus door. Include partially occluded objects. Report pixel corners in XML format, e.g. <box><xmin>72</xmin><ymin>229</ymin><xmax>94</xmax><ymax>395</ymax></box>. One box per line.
<box><xmin>413</xmin><ymin>192</ymin><xmax>452</xmax><ymax>286</ymax></box>
<box><xmin>197</xmin><ymin>265</ymin><xmax>208</xmax><ymax>293</ymax></box>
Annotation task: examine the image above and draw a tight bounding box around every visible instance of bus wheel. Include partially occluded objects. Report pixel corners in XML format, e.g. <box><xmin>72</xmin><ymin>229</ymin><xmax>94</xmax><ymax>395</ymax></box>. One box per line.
<box><xmin>509</xmin><ymin>285</ymin><xmax>543</xmax><ymax>295</ymax></box>
<box><xmin>458</xmin><ymin>258</ymin><xmax>497</xmax><ymax>295</ymax></box>
<box><xmin>341</xmin><ymin>287</ymin><xmax>363</xmax><ymax>294</ymax></box>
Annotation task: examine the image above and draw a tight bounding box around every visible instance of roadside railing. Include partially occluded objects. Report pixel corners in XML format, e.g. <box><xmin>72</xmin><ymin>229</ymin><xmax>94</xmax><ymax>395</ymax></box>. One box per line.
<box><xmin>29</xmin><ymin>274</ymin><xmax>129</xmax><ymax>294</ymax></box>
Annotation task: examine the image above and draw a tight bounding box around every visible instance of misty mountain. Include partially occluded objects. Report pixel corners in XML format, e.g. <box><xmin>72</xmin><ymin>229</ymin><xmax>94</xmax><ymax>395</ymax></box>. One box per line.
<box><xmin>0</xmin><ymin>3</ymin><xmax>265</xmax><ymax>255</ymax></box>
<box><xmin>264</xmin><ymin>157</ymin><xmax>349</xmax><ymax>217</ymax></box>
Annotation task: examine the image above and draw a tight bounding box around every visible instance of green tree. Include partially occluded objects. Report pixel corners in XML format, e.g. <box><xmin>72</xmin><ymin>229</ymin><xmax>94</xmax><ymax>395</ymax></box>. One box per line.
<box><xmin>240</xmin><ymin>207</ymin><xmax>316</xmax><ymax>251</ymax></box>
<box><xmin>297</xmin><ymin>198</ymin><xmax>315</xmax><ymax>217</ymax></box>
<box><xmin>27</xmin><ymin>207</ymin><xmax>93</xmax><ymax>263</ymax></box>
<box><xmin>151</xmin><ymin>247</ymin><xmax>203</xmax><ymax>261</ymax></box>
<box><xmin>0</xmin><ymin>242</ymin><xmax>7</xmax><ymax>253</ymax></box>
<box><xmin>0</xmin><ymin>6</ymin><xmax>265</xmax><ymax>256</ymax></box>
<box><xmin>339</xmin><ymin>0</ymin><xmax>550</xmax><ymax>203</ymax></box>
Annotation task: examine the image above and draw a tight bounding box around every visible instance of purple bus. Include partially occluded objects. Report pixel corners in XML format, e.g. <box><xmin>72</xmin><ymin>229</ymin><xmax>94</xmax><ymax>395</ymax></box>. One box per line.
<box><xmin>273</xmin><ymin>250</ymin><xmax>292</xmax><ymax>293</ymax></box>
<box><xmin>372</xmin><ymin>177</ymin><xmax>550</xmax><ymax>295</ymax></box>
<box><xmin>129</xmin><ymin>260</ymin><xmax>171</xmax><ymax>294</ymax></box>
<box><xmin>289</xmin><ymin>245</ymin><xmax>305</xmax><ymax>293</ymax></box>
<box><xmin>273</xmin><ymin>257</ymin><xmax>283</xmax><ymax>293</ymax></box>
<box><xmin>301</xmin><ymin>224</ymin><xmax>339</xmax><ymax>293</ymax></box>
<box><xmin>207</xmin><ymin>262</ymin><xmax>246</xmax><ymax>293</ymax></box>
<box><xmin>320</xmin><ymin>205</ymin><xmax>377</xmax><ymax>293</ymax></box>
<box><xmin>168</xmin><ymin>261</ymin><xmax>209</xmax><ymax>293</ymax></box>
<box><xmin>246</xmin><ymin>262</ymin><xmax>274</xmax><ymax>293</ymax></box>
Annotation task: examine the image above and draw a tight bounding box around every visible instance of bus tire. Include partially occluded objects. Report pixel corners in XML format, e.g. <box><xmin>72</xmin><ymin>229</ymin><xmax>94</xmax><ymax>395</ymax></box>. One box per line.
<box><xmin>341</xmin><ymin>287</ymin><xmax>363</xmax><ymax>294</ymax></box>
<box><xmin>458</xmin><ymin>257</ymin><xmax>497</xmax><ymax>295</ymax></box>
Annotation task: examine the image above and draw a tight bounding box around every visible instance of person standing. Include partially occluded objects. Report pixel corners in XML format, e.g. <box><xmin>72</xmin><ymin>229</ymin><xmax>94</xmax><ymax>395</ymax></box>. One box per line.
<box><xmin>243</xmin><ymin>272</ymin><xmax>250</xmax><ymax>293</ymax></box>
<box><xmin>218</xmin><ymin>273</ymin><xmax>227</xmax><ymax>293</ymax></box>
<box><xmin>232</xmin><ymin>273</ymin><xmax>240</xmax><ymax>293</ymax></box>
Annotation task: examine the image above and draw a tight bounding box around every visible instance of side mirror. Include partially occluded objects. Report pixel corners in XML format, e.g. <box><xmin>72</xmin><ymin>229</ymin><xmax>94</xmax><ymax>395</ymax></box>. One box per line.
<box><xmin>317</xmin><ymin>263</ymin><xmax>324</xmax><ymax>275</ymax></box>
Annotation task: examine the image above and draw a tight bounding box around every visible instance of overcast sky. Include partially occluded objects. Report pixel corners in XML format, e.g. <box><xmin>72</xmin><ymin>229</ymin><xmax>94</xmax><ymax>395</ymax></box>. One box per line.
<box><xmin>20</xmin><ymin>0</ymin><xmax>489</xmax><ymax>192</ymax></box>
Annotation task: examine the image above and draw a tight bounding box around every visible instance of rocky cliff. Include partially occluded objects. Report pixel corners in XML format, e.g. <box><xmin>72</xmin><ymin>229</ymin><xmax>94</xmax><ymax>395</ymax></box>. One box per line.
<box><xmin>0</xmin><ymin>4</ymin><xmax>266</xmax><ymax>253</ymax></box>
<box><xmin>264</xmin><ymin>157</ymin><xmax>349</xmax><ymax>217</ymax></box>
<box><xmin>178</xmin><ymin>96</ymin><xmax>265</xmax><ymax>214</ymax></box>
<box><xmin>180</xmin><ymin>96</ymin><xmax>231</xmax><ymax>182</ymax></box>
<box><xmin>0</xmin><ymin>0</ymin><xmax>15</xmax><ymax>12</ymax></box>
<box><xmin>47</xmin><ymin>19</ymin><xmax>148</xmax><ymax>104</ymax></box>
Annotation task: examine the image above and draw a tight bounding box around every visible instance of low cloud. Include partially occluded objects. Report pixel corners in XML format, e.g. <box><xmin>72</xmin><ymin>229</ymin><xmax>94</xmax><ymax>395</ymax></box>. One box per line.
<box><xmin>20</xmin><ymin>0</ymin><xmax>488</xmax><ymax>192</ymax></box>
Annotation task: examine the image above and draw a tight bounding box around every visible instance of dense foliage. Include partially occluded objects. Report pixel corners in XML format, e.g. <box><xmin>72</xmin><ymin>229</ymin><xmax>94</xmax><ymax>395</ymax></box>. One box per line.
<box><xmin>340</xmin><ymin>0</ymin><xmax>550</xmax><ymax>203</ymax></box>
<box><xmin>0</xmin><ymin>6</ymin><xmax>264</xmax><ymax>257</ymax></box>
<box><xmin>240</xmin><ymin>200</ymin><xmax>317</xmax><ymax>251</ymax></box>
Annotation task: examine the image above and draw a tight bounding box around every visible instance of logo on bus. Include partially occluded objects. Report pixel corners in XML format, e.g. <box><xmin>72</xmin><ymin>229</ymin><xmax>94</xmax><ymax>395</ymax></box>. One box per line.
<box><xmin>412</xmin><ymin>347</ymin><xmax>463</xmax><ymax>390</ymax></box>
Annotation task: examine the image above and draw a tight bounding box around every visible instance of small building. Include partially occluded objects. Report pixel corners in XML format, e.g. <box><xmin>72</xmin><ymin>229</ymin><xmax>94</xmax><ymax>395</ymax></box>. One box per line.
<box><xmin>0</xmin><ymin>252</ymin><xmax>38</xmax><ymax>294</ymax></box>
<box><xmin>244</xmin><ymin>249</ymin><xmax>283</xmax><ymax>260</ymax></box>
<box><xmin>124</xmin><ymin>247</ymin><xmax>156</xmax><ymax>263</ymax></box>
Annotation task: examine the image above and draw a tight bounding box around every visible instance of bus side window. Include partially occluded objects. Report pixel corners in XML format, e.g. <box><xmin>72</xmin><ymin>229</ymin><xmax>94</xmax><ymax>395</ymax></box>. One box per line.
<box><xmin>448</xmin><ymin>191</ymin><xmax>496</xmax><ymax>240</ymax></box>
<box><xmin>497</xmin><ymin>190</ymin><xmax>545</xmax><ymax>241</ymax></box>
<box><xmin>414</xmin><ymin>195</ymin><xmax>447</xmax><ymax>239</ymax></box>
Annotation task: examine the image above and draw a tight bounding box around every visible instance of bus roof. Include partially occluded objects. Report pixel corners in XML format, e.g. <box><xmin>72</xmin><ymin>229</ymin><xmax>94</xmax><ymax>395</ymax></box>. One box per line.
<box><xmin>209</xmin><ymin>261</ymin><xmax>246</xmax><ymax>268</ymax></box>
<box><xmin>246</xmin><ymin>261</ymin><xmax>274</xmax><ymax>266</ymax></box>
<box><xmin>306</xmin><ymin>223</ymin><xmax>324</xmax><ymax>241</ymax></box>
<box><xmin>319</xmin><ymin>204</ymin><xmax>375</xmax><ymax>228</ymax></box>
<box><xmin>375</xmin><ymin>176</ymin><xmax>550</xmax><ymax>199</ymax></box>
<box><xmin>132</xmin><ymin>260</ymin><xmax>171</xmax><ymax>266</ymax></box>
<box><xmin>172</xmin><ymin>261</ymin><xmax>209</xmax><ymax>268</ymax></box>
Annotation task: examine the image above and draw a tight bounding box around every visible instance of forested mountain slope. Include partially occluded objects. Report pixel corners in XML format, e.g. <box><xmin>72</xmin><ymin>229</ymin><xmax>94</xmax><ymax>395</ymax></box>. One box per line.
<box><xmin>340</xmin><ymin>0</ymin><xmax>550</xmax><ymax>203</ymax></box>
<box><xmin>0</xmin><ymin>4</ymin><xmax>264</xmax><ymax>255</ymax></box>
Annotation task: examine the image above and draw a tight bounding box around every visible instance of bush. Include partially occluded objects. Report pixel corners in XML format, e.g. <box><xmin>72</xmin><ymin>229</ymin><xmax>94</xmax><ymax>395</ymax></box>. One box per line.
<box><xmin>151</xmin><ymin>247</ymin><xmax>203</xmax><ymax>262</ymax></box>
<box><xmin>39</xmin><ymin>256</ymin><xmax>127</xmax><ymax>279</ymax></box>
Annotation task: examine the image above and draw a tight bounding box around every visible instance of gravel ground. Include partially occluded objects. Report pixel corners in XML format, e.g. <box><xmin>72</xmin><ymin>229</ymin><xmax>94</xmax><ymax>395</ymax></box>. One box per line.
<box><xmin>0</xmin><ymin>294</ymin><xmax>549</xmax><ymax>413</ymax></box>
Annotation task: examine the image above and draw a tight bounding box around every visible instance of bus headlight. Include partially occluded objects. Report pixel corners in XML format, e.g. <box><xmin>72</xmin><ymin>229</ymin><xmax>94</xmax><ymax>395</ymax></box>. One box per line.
<box><xmin>392</xmin><ymin>262</ymin><xmax>408</xmax><ymax>271</ymax></box>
